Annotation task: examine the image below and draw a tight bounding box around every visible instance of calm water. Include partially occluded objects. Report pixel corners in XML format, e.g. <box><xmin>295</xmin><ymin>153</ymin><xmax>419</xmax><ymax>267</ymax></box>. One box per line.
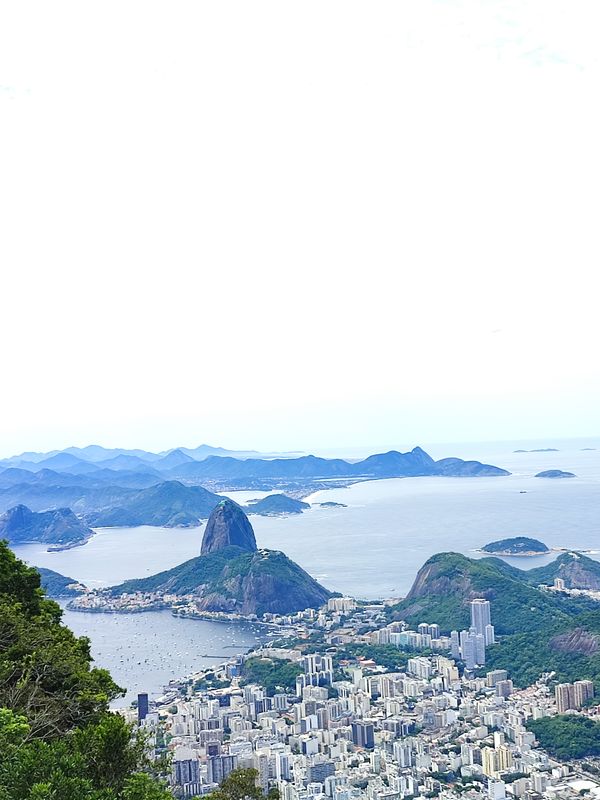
<box><xmin>59</xmin><ymin>606</ymin><xmax>261</xmax><ymax>707</ymax></box>
<box><xmin>11</xmin><ymin>438</ymin><xmax>600</xmax><ymax>704</ymax></box>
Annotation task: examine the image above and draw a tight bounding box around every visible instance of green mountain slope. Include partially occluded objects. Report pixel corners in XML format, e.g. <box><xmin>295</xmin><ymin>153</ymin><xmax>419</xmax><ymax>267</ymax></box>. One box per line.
<box><xmin>108</xmin><ymin>545</ymin><xmax>332</xmax><ymax>616</ymax></box>
<box><xmin>391</xmin><ymin>552</ymin><xmax>600</xmax><ymax>688</ymax></box>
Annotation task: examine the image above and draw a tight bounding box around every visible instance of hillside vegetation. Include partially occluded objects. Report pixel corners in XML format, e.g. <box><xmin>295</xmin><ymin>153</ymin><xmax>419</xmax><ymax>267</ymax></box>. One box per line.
<box><xmin>391</xmin><ymin>552</ymin><xmax>600</xmax><ymax>688</ymax></box>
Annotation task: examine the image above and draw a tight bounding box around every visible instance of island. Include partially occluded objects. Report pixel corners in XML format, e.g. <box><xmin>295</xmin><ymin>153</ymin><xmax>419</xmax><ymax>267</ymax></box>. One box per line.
<box><xmin>318</xmin><ymin>501</ymin><xmax>347</xmax><ymax>508</ymax></box>
<box><xmin>479</xmin><ymin>536</ymin><xmax>550</xmax><ymax>556</ymax></box>
<box><xmin>535</xmin><ymin>470</ymin><xmax>576</xmax><ymax>479</ymax></box>
<box><xmin>245</xmin><ymin>494</ymin><xmax>310</xmax><ymax>516</ymax></box>
<box><xmin>514</xmin><ymin>448</ymin><xmax>559</xmax><ymax>453</ymax></box>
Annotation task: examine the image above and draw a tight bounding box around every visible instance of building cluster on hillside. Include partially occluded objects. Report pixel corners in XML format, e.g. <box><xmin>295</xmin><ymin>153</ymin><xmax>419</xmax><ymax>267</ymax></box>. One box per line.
<box><xmin>119</xmin><ymin>596</ymin><xmax>600</xmax><ymax>800</ymax></box>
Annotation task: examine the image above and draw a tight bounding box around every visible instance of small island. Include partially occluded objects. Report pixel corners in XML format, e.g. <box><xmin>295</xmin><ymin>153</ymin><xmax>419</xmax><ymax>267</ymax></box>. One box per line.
<box><xmin>245</xmin><ymin>494</ymin><xmax>310</xmax><ymax>516</ymax></box>
<box><xmin>535</xmin><ymin>470</ymin><xmax>576</xmax><ymax>479</ymax></box>
<box><xmin>480</xmin><ymin>536</ymin><xmax>550</xmax><ymax>556</ymax></box>
<box><xmin>318</xmin><ymin>501</ymin><xmax>347</xmax><ymax>508</ymax></box>
<box><xmin>514</xmin><ymin>448</ymin><xmax>559</xmax><ymax>453</ymax></box>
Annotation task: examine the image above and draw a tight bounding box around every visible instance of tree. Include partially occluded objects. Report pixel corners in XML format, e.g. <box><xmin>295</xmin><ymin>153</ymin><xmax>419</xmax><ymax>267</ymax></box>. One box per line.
<box><xmin>0</xmin><ymin>541</ymin><xmax>171</xmax><ymax>799</ymax></box>
<box><xmin>208</xmin><ymin>768</ymin><xmax>280</xmax><ymax>800</ymax></box>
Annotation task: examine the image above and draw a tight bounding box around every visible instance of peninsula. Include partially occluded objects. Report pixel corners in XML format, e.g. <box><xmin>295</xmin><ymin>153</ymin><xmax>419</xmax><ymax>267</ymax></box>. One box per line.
<box><xmin>69</xmin><ymin>500</ymin><xmax>332</xmax><ymax>617</ymax></box>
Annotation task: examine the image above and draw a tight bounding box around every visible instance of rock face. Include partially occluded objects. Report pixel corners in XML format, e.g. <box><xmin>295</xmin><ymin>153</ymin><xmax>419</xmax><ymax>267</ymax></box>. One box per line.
<box><xmin>0</xmin><ymin>504</ymin><xmax>93</xmax><ymax>548</ymax></box>
<box><xmin>527</xmin><ymin>552</ymin><xmax>600</xmax><ymax>590</ymax></box>
<box><xmin>200</xmin><ymin>499</ymin><xmax>258</xmax><ymax>555</ymax></box>
<box><xmin>551</xmin><ymin>628</ymin><xmax>600</xmax><ymax>656</ymax></box>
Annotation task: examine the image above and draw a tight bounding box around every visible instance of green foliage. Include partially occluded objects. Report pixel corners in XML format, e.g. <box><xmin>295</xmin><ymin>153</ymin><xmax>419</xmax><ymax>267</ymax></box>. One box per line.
<box><xmin>527</xmin><ymin>715</ymin><xmax>600</xmax><ymax>759</ymax></box>
<box><xmin>208</xmin><ymin>768</ymin><xmax>279</xmax><ymax>800</ymax></box>
<box><xmin>0</xmin><ymin>541</ymin><xmax>171</xmax><ymax>799</ymax></box>
<box><xmin>111</xmin><ymin>546</ymin><xmax>330</xmax><ymax>616</ymax></box>
<box><xmin>335</xmin><ymin>643</ymin><xmax>409</xmax><ymax>671</ymax></box>
<box><xmin>241</xmin><ymin>657</ymin><xmax>303</xmax><ymax>695</ymax></box>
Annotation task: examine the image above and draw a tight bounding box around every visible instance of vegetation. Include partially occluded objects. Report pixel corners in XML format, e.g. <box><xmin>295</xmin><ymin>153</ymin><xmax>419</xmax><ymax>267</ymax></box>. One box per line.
<box><xmin>207</xmin><ymin>768</ymin><xmax>279</xmax><ymax>800</ymax></box>
<box><xmin>37</xmin><ymin>566</ymin><xmax>85</xmax><ymax>596</ymax></box>
<box><xmin>335</xmin><ymin>643</ymin><xmax>410</xmax><ymax>671</ymax></box>
<box><xmin>527</xmin><ymin>715</ymin><xmax>600</xmax><ymax>760</ymax></box>
<box><xmin>241</xmin><ymin>657</ymin><xmax>303</xmax><ymax>695</ymax></box>
<box><xmin>0</xmin><ymin>540</ymin><xmax>171</xmax><ymax>799</ymax></box>
<box><xmin>110</xmin><ymin>545</ymin><xmax>331</xmax><ymax>616</ymax></box>
<box><xmin>481</xmin><ymin>537</ymin><xmax>549</xmax><ymax>555</ymax></box>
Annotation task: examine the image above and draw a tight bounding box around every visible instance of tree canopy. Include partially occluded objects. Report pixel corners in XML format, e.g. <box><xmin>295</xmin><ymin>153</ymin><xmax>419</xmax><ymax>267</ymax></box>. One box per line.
<box><xmin>0</xmin><ymin>540</ymin><xmax>171</xmax><ymax>799</ymax></box>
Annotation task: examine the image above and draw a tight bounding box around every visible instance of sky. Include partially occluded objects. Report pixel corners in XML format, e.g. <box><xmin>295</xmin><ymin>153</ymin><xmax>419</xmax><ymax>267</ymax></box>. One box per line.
<box><xmin>1</xmin><ymin>1</ymin><xmax>599</xmax><ymax>458</ymax></box>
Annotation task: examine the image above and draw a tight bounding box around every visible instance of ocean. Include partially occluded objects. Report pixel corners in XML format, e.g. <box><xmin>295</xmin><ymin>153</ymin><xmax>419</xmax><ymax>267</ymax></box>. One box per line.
<box><xmin>10</xmin><ymin>437</ymin><xmax>600</xmax><ymax>706</ymax></box>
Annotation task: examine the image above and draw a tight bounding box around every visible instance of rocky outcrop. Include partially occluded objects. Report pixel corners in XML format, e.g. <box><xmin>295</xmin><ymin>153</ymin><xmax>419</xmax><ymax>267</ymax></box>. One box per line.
<box><xmin>551</xmin><ymin>628</ymin><xmax>600</xmax><ymax>656</ymax></box>
<box><xmin>200</xmin><ymin>499</ymin><xmax>258</xmax><ymax>554</ymax></box>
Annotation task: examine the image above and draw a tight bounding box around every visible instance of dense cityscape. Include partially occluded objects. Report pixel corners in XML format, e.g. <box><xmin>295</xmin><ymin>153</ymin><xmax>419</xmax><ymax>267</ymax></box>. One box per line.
<box><xmin>124</xmin><ymin>595</ymin><xmax>600</xmax><ymax>800</ymax></box>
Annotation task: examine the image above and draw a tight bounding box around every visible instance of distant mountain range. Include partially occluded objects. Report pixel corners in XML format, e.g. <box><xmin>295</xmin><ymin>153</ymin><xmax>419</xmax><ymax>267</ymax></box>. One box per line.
<box><xmin>0</xmin><ymin>445</ymin><xmax>509</xmax><ymax>542</ymax></box>
<box><xmin>0</xmin><ymin>444</ymin><xmax>302</xmax><ymax>468</ymax></box>
<box><xmin>0</xmin><ymin>444</ymin><xmax>508</xmax><ymax>481</ymax></box>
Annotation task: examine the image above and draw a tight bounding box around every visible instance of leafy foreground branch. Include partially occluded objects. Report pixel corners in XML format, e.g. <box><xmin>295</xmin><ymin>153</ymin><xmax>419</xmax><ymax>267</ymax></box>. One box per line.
<box><xmin>0</xmin><ymin>540</ymin><xmax>171</xmax><ymax>799</ymax></box>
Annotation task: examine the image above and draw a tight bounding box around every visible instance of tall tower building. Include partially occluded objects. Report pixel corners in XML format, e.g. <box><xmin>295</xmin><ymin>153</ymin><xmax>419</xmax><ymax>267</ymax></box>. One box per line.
<box><xmin>470</xmin><ymin>599</ymin><xmax>491</xmax><ymax>636</ymax></box>
<box><xmin>555</xmin><ymin>683</ymin><xmax>575</xmax><ymax>713</ymax></box>
<box><xmin>450</xmin><ymin>630</ymin><xmax>460</xmax><ymax>660</ymax></box>
<box><xmin>574</xmin><ymin>680</ymin><xmax>594</xmax><ymax>708</ymax></box>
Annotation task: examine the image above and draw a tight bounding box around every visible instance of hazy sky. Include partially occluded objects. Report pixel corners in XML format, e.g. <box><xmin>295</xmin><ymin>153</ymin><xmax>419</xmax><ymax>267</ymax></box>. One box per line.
<box><xmin>1</xmin><ymin>1</ymin><xmax>598</xmax><ymax>457</ymax></box>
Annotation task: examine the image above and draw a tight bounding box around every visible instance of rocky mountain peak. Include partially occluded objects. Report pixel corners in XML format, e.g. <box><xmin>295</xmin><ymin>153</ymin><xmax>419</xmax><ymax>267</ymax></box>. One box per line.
<box><xmin>200</xmin><ymin>499</ymin><xmax>258</xmax><ymax>555</ymax></box>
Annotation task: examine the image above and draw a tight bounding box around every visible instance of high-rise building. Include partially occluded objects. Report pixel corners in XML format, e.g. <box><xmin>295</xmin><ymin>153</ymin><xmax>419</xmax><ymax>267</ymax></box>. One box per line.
<box><xmin>137</xmin><ymin>693</ymin><xmax>149</xmax><ymax>724</ymax></box>
<box><xmin>486</xmin><ymin>670</ymin><xmax>508</xmax><ymax>687</ymax></box>
<box><xmin>470</xmin><ymin>599</ymin><xmax>492</xmax><ymax>637</ymax></box>
<box><xmin>475</xmin><ymin>633</ymin><xmax>486</xmax><ymax>666</ymax></box>
<box><xmin>351</xmin><ymin>721</ymin><xmax>375</xmax><ymax>749</ymax></box>
<box><xmin>482</xmin><ymin>747</ymin><xmax>498</xmax><ymax>777</ymax></box>
<box><xmin>207</xmin><ymin>754</ymin><xmax>238</xmax><ymax>785</ymax></box>
<box><xmin>574</xmin><ymin>680</ymin><xmax>594</xmax><ymax>708</ymax></box>
<box><xmin>308</xmin><ymin>760</ymin><xmax>335</xmax><ymax>784</ymax></box>
<box><xmin>485</xmin><ymin>624</ymin><xmax>496</xmax><ymax>646</ymax></box>
<box><xmin>173</xmin><ymin>747</ymin><xmax>200</xmax><ymax>791</ymax></box>
<box><xmin>555</xmin><ymin>683</ymin><xmax>575</xmax><ymax>713</ymax></box>
<box><xmin>450</xmin><ymin>630</ymin><xmax>460</xmax><ymax>659</ymax></box>
<box><xmin>495</xmin><ymin>680</ymin><xmax>513</xmax><ymax>699</ymax></box>
<box><xmin>393</xmin><ymin>742</ymin><xmax>413</xmax><ymax>767</ymax></box>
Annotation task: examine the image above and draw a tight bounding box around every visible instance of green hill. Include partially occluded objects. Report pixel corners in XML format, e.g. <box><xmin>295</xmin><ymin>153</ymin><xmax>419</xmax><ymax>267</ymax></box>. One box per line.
<box><xmin>37</xmin><ymin>566</ymin><xmax>87</xmax><ymax>596</ymax></box>
<box><xmin>391</xmin><ymin>552</ymin><xmax>600</xmax><ymax>688</ymax></box>
<box><xmin>524</xmin><ymin>552</ymin><xmax>600</xmax><ymax>590</ymax></box>
<box><xmin>481</xmin><ymin>536</ymin><xmax>550</xmax><ymax>555</ymax></box>
<box><xmin>107</xmin><ymin>545</ymin><xmax>332</xmax><ymax>616</ymax></box>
